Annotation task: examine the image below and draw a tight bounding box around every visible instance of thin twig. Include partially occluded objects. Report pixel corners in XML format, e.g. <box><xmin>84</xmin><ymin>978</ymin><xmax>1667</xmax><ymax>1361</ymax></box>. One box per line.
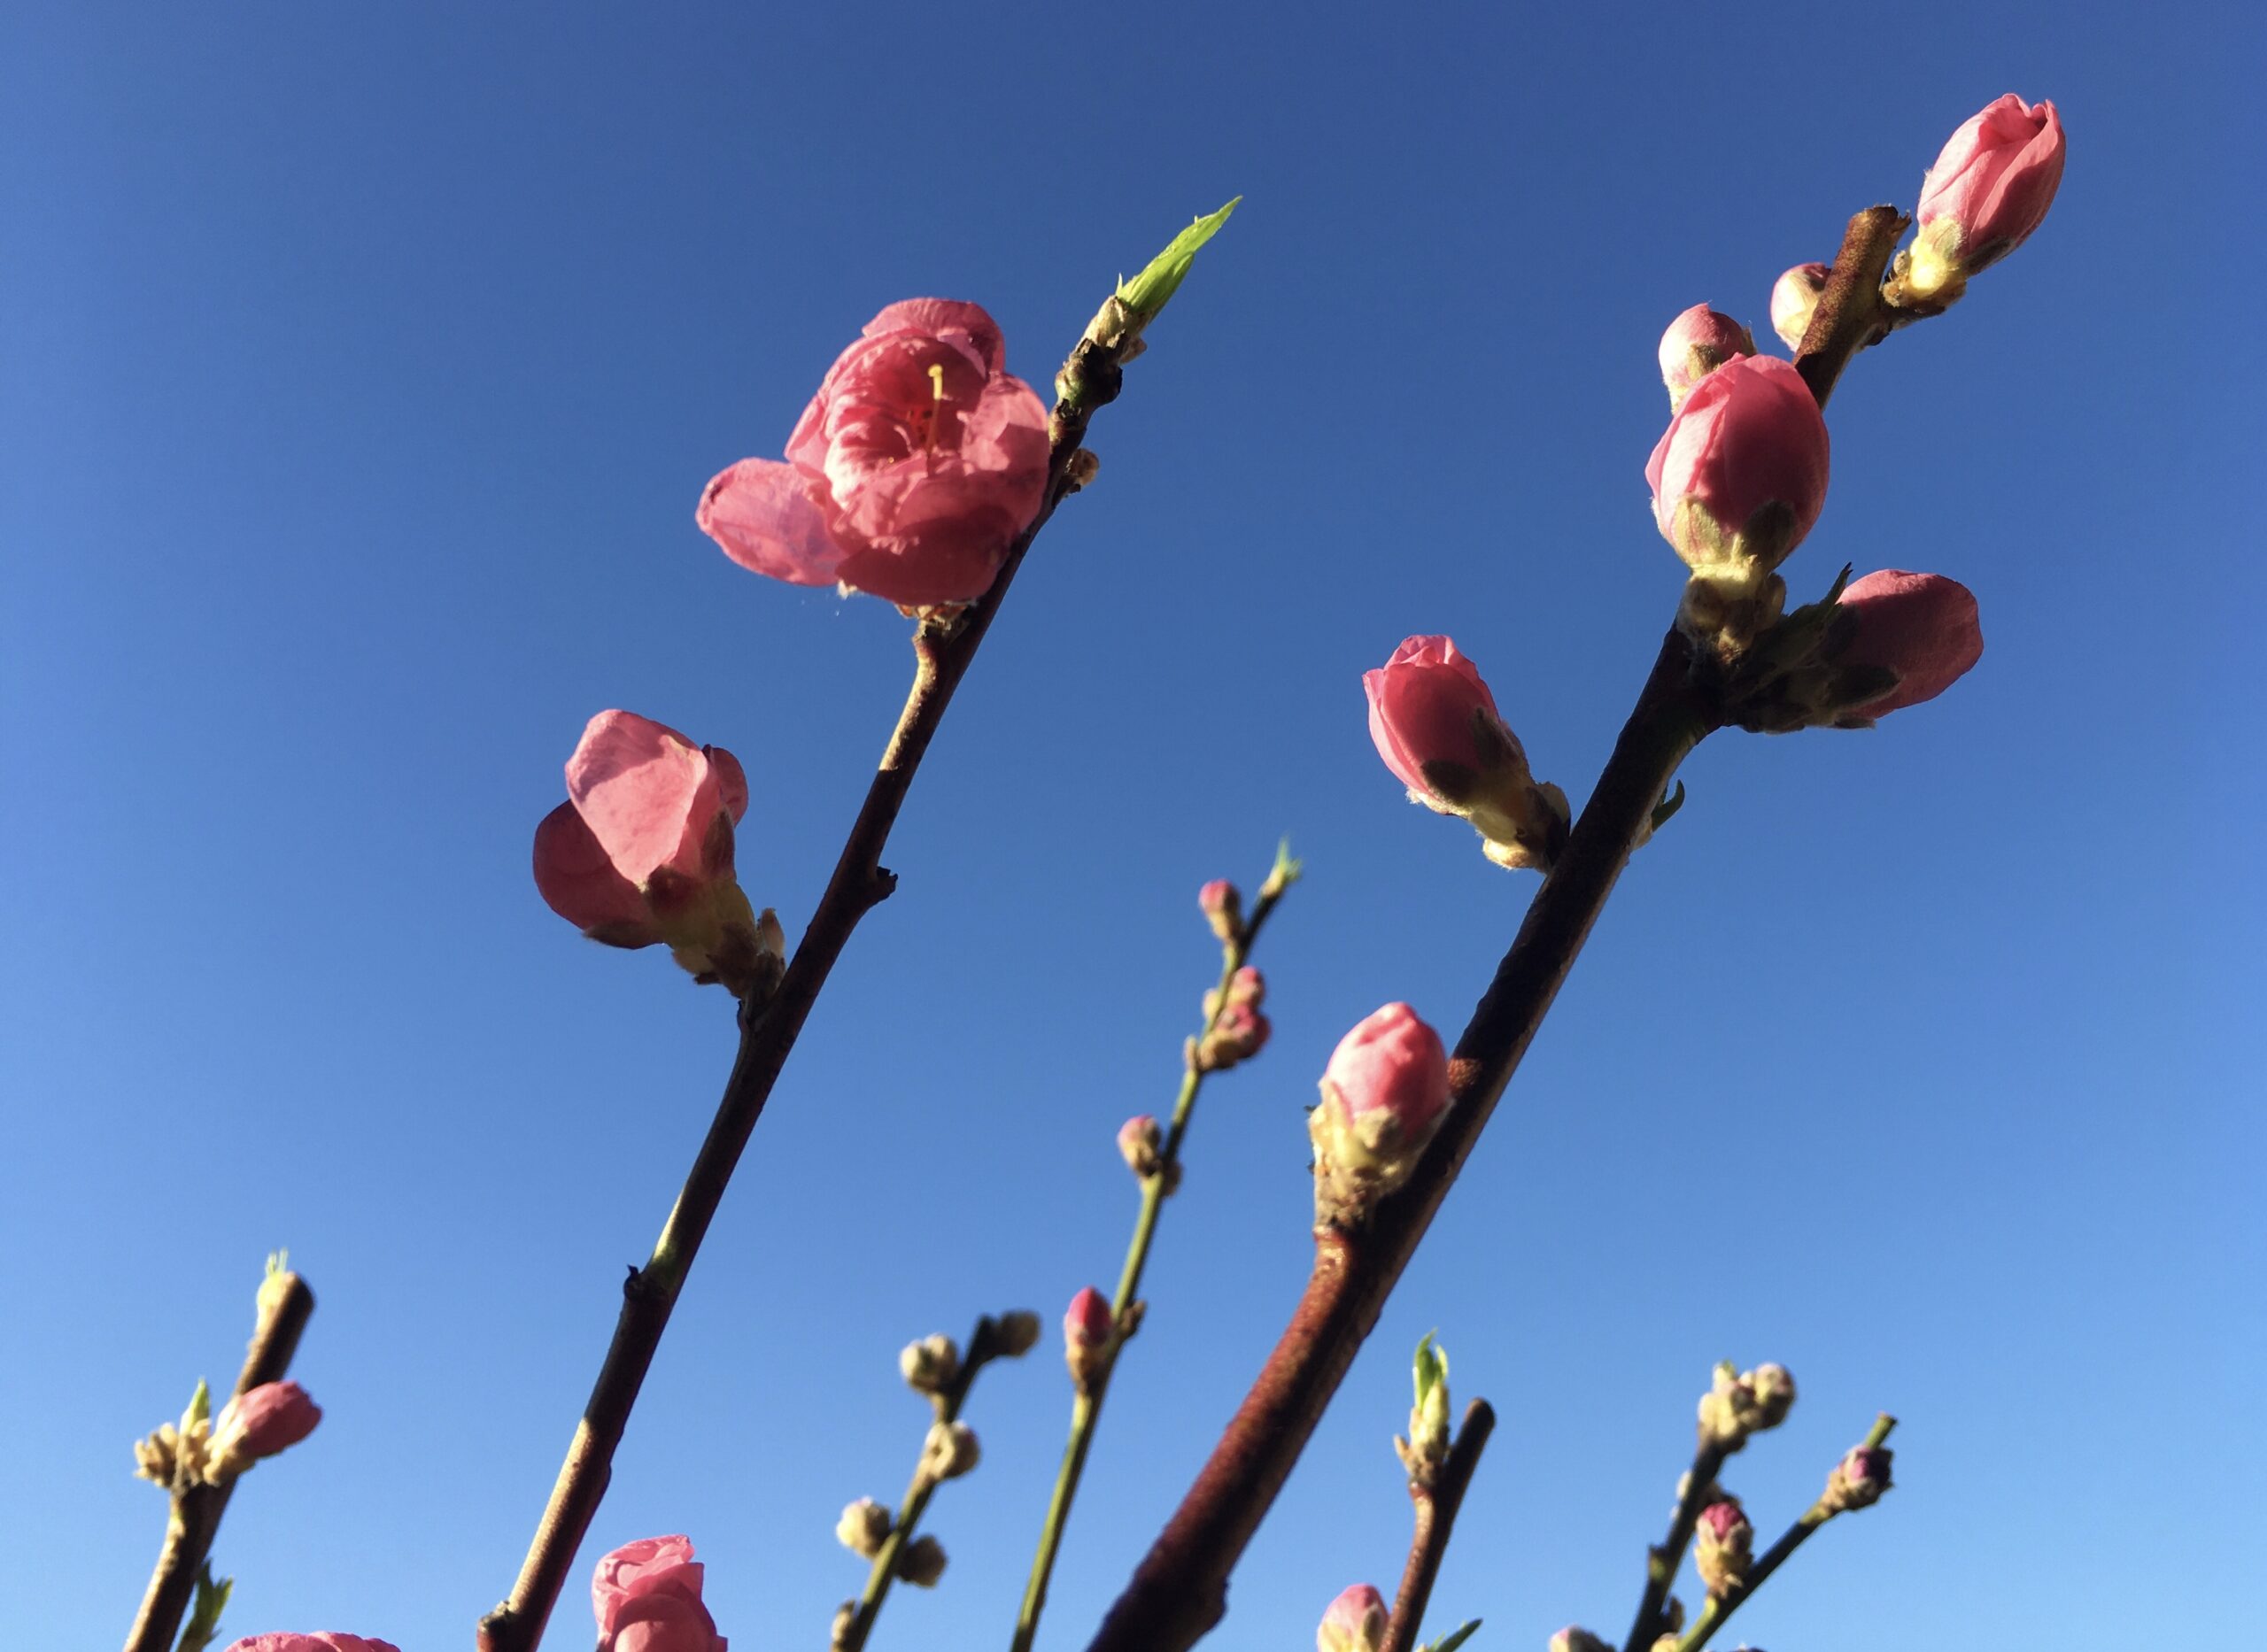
<box><xmin>1010</xmin><ymin>858</ymin><xmax>1296</xmax><ymax>1652</ymax></box>
<box><xmin>123</xmin><ymin>1271</ymin><xmax>316</xmax><ymax>1652</ymax></box>
<box><xmin>1379</xmin><ymin>1399</ymin><xmax>1496</xmax><ymax>1652</ymax></box>
<box><xmin>838</xmin><ymin>1316</ymin><xmax>1006</xmax><ymax>1652</ymax></box>
<box><xmin>475</xmin><ymin>320</ymin><xmax>1132</xmax><ymax>1652</ymax></box>
<box><xmin>1079</xmin><ymin>194</ymin><xmax>1930</xmax><ymax>1652</ymax></box>
<box><xmin>1673</xmin><ymin>1414</ymin><xmax>1897</xmax><ymax>1652</ymax></box>
<box><xmin>1619</xmin><ymin>1440</ymin><xmax>1729</xmax><ymax>1652</ymax></box>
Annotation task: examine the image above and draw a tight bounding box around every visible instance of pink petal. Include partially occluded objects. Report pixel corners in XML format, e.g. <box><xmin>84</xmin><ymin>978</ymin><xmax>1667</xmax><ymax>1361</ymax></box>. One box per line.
<box><xmin>697</xmin><ymin>459</ymin><xmax>845</xmax><ymax>588</ymax></box>
<box><xmin>534</xmin><ymin>802</ymin><xmax>660</xmax><ymax>940</ymax></box>
<box><xmin>565</xmin><ymin>712</ymin><xmax>721</xmax><ymax>885</ymax></box>
<box><xmin>863</xmin><ymin>297</ymin><xmax>1006</xmax><ymax>374</ymax></box>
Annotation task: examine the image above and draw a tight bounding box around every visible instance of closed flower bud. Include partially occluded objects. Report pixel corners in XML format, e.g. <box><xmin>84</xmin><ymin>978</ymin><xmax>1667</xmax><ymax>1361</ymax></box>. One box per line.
<box><xmin>1821</xmin><ymin>1443</ymin><xmax>1894</xmax><ymax>1514</ymax></box>
<box><xmin>1769</xmin><ymin>263</ymin><xmax>1830</xmax><ymax>351</ymax></box>
<box><xmin>1749</xmin><ymin>1363</ymin><xmax>1797</xmax><ymax>1430</ymax></box>
<box><xmin>836</xmin><ymin>1498</ymin><xmax>893</xmax><ymax>1558</ymax></box>
<box><xmin>207</xmin><ymin>1382</ymin><xmax>321</xmax><ymax>1479</ymax></box>
<box><xmin>534</xmin><ymin>712</ymin><xmax>782</xmax><ymax>1000</ymax></box>
<box><xmin>699</xmin><ymin>299</ymin><xmax>1050</xmax><ymax>609</ymax></box>
<box><xmin>918</xmin><ymin>1420</ymin><xmax>980</xmax><ymax>1484</ymax></box>
<box><xmin>994</xmin><ymin>1310</ymin><xmax>1041</xmax><ymax>1358</ymax></box>
<box><xmin>900</xmin><ymin>1333</ymin><xmax>959</xmax><ymax>1394</ymax></box>
<box><xmin>1118</xmin><ymin>1115</ymin><xmax>1163</xmax><ymax>1178</ymax></box>
<box><xmin>1196</xmin><ymin>967</ymin><xmax>1273</xmax><ymax>1072</ymax></box>
<box><xmin>1659</xmin><ymin>305</ymin><xmax>1757</xmax><ymax>410</ymax></box>
<box><xmin>1830</xmin><ymin>570</ymin><xmax>1984</xmax><ymax>718</ymax></box>
<box><xmin>1198</xmin><ymin>879</ymin><xmax>1244</xmax><ymax>945</ymax></box>
<box><xmin>1648</xmin><ymin>355</ymin><xmax>1830</xmax><ymax>589</ymax></box>
<box><xmin>830</xmin><ymin>1601</ymin><xmax>856</xmax><ymax>1650</ymax></box>
<box><xmin>221</xmin><ymin>1637</ymin><xmax>403</xmax><ymax>1652</ymax></box>
<box><xmin>895</xmin><ymin>1535</ymin><xmax>948</xmax><ymax>1588</ymax></box>
<box><xmin>1693</xmin><ymin>1500</ymin><xmax>1752</xmax><ymax>1596</ymax></box>
<box><xmin>590</xmin><ymin>1534</ymin><xmax>726</xmax><ymax>1652</ymax></box>
<box><xmin>1317</xmin><ymin>1584</ymin><xmax>1389</xmax><ymax>1652</ymax></box>
<box><xmin>1365</xmin><ymin>636</ymin><xmax>1567</xmax><ymax>872</ymax></box>
<box><xmin>1064</xmin><ymin>1286</ymin><xmax>1116</xmax><ymax>1389</ymax></box>
<box><xmin>1904</xmin><ymin>95</ymin><xmax>2065</xmax><ymax>303</ymax></box>
<box><xmin>1309</xmin><ymin>1004</ymin><xmax>1452</xmax><ymax>1226</ymax></box>
<box><xmin>1551</xmin><ymin>1630</ymin><xmax>1614</xmax><ymax>1652</ymax></box>
<box><xmin>1697</xmin><ymin>1362</ymin><xmax>1763</xmax><ymax>1452</ymax></box>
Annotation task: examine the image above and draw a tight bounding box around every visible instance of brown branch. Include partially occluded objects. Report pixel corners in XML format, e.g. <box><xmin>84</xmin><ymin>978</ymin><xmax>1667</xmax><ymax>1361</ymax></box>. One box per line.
<box><xmin>124</xmin><ymin>1271</ymin><xmax>316</xmax><ymax>1652</ymax></box>
<box><xmin>475</xmin><ymin>336</ymin><xmax>1125</xmax><ymax>1652</ymax></box>
<box><xmin>1618</xmin><ymin>1440</ymin><xmax>1729</xmax><ymax>1652</ymax></box>
<box><xmin>1084</xmin><ymin>629</ymin><xmax>1717</xmax><ymax>1652</ymax></box>
<box><xmin>1380</xmin><ymin>1400</ymin><xmax>1496</xmax><ymax>1652</ymax></box>
<box><xmin>1794</xmin><ymin>205</ymin><xmax>1913</xmax><ymax>410</ymax></box>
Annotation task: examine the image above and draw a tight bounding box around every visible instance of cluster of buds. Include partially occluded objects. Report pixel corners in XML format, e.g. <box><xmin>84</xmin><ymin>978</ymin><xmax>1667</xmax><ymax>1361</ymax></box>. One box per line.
<box><xmin>1063</xmin><ymin>1285</ymin><xmax>1120</xmax><ymax>1392</ymax></box>
<box><xmin>1308</xmin><ymin>1003</ymin><xmax>1452</xmax><ymax>1227</ymax></box>
<box><xmin>1714</xmin><ymin>567</ymin><xmax>1985</xmax><ymax>730</ymax></box>
<box><xmin>1697</xmin><ymin>1361</ymin><xmax>1797</xmax><ymax>1454</ymax></box>
<box><xmin>1692</xmin><ymin>1498</ymin><xmax>1754</xmax><ymax>1597</ymax></box>
<box><xmin>1193</xmin><ymin>965</ymin><xmax>1271</xmax><ymax>1073</ymax></box>
<box><xmin>1316</xmin><ymin>1584</ymin><xmax>1389</xmax><ymax>1652</ymax></box>
<box><xmin>1198</xmin><ymin>878</ymin><xmax>1243</xmax><ymax>946</ymax></box>
<box><xmin>1818</xmin><ymin>1441</ymin><xmax>1895</xmax><ymax>1516</ymax></box>
<box><xmin>1393</xmin><ymin>1333</ymin><xmax>1452</xmax><ymax>1487</ymax></box>
<box><xmin>1365</xmin><ymin>636</ymin><xmax>1567</xmax><ymax>872</ymax></box>
<box><xmin>135</xmin><ymin>1378</ymin><xmax>320</xmax><ymax>1494</ymax></box>
<box><xmin>533</xmin><ymin>711</ymin><xmax>786</xmax><ymax>1000</ymax></box>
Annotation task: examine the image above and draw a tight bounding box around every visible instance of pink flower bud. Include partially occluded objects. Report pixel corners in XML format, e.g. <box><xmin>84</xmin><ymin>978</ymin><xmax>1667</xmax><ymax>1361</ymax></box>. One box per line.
<box><xmin>592</xmin><ymin>1534</ymin><xmax>727</xmax><ymax>1652</ymax></box>
<box><xmin>1822</xmin><ymin>1443</ymin><xmax>1894</xmax><ymax>1513</ymax></box>
<box><xmin>1064</xmin><ymin>1285</ymin><xmax>1116</xmax><ymax>1389</ymax></box>
<box><xmin>1646</xmin><ymin>354</ymin><xmax>1830</xmax><ymax>576</ymax></box>
<box><xmin>1365</xmin><ymin>636</ymin><xmax>1567</xmax><ymax>871</ymax></box>
<box><xmin>223</xmin><ymin>1638</ymin><xmax>402</xmax><ymax>1652</ymax></box>
<box><xmin>1909</xmin><ymin>95</ymin><xmax>2065</xmax><ymax>297</ymax></box>
<box><xmin>1693</xmin><ymin>1500</ymin><xmax>1752</xmax><ymax>1596</ymax></box>
<box><xmin>1658</xmin><ymin>305</ymin><xmax>1756</xmax><ymax>410</ymax></box>
<box><xmin>1195</xmin><ymin>966</ymin><xmax>1272</xmax><ymax>1073</ymax></box>
<box><xmin>1835</xmin><ymin>570</ymin><xmax>1984</xmax><ymax>715</ymax></box>
<box><xmin>1309</xmin><ymin>1003</ymin><xmax>1452</xmax><ymax>1224</ymax></box>
<box><xmin>1198</xmin><ymin>878</ymin><xmax>1243</xmax><ymax>944</ymax></box>
<box><xmin>535</xmin><ymin>713</ymin><xmax>781</xmax><ymax>997</ymax></box>
<box><xmin>698</xmin><ymin>299</ymin><xmax>1050</xmax><ymax>609</ymax></box>
<box><xmin>1118</xmin><ymin>1115</ymin><xmax>1163</xmax><ymax>1177</ymax></box>
<box><xmin>1317</xmin><ymin>1584</ymin><xmax>1389</xmax><ymax>1652</ymax></box>
<box><xmin>207</xmin><ymin>1382</ymin><xmax>321</xmax><ymax>1477</ymax></box>
<box><xmin>1551</xmin><ymin>1631</ymin><xmax>1614</xmax><ymax>1652</ymax></box>
<box><xmin>1769</xmin><ymin>263</ymin><xmax>1830</xmax><ymax>351</ymax></box>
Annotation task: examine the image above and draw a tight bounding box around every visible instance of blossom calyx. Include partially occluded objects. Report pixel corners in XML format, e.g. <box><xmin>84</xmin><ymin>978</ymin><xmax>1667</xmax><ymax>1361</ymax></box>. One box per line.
<box><xmin>1366</xmin><ymin>636</ymin><xmax>1567</xmax><ymax>873</ymax></box>
<box><xmin>207</xmin><ymin>1381</ymin><xmax>321</xmax><ymax>1479</ymax></box>
<box><xmin>1902</xmin><ymin>96</ymin><xmax>2065</xmax><ymax>305</ymax></box>
<box><xmin>1310</xmin><ymin>1003</ymin><xmax>1452</xmax><ymax>1227</ymax></box>
<box><xmin>1769</xmin><ymin>263</ymin><xmax>1830</xmax><ymax>351</ymax></box>
<box><xmin>1659</xmin><ymin>305</ymin><xmax>1757</xmax><ymax>410</ymax></box>
<box><xmin>836</xmin><ymin>1499</ymin><xmax>892</xmax><ymax>1559</ymax></box>
<box><xmin>1317</xmin><ymin>1584</ymin><xmax>1389</xmax><ymax>1652</ymax></box>
<box><xmin>1693</xmin><ymin>1499</ymin><xmax>1752</xmax><ymax>1596</ymax></box>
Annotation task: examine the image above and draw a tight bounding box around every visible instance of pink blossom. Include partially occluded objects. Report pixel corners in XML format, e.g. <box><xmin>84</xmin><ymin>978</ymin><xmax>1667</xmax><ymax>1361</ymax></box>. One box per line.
<box><xmin>698</xmin><ymin>299</ymin><xmax>1050</xmax><ymax>607</ymax></box>
<box><xmin>1198</xmin><ymin>877</ymin><xmax>1242</xmax><ymax>943</ymax></box>
<box><xmin>1837</xmin><ymin>570</ymin><xmax>1984</xmax><ymax>714</ymax></box>
<box><xmin>1657</xmin><ymin>304</ymin><xmax>1755</xmax><ymax>408</ymax></box>
<box><xmin>1324</xmin><ymin>1004</ymin><xmax>1451</xmax><ymax>1139</ymax></box>
<box><xmin>1365</xmin><ymin>635</ymin><xmax>1517</xmax><ymax>802</ymax></box>
<box><xmin>209</xmin><ymin>1381</ymin><xmax>320</xmax><ymax>1472</ymax></box>
<box><xmin>1317</xmin><ymin>1584</ymin><xmax>1389</xmax><ymax>1652</ymax></box>
<box><xmin>1917</xmin><ymin>95</ymin><xmax>2065</xmax><ymax>274</ymax></box>
<box><xmin>1064</xmin><ymin>1286</ymin><xmax>1114</xmax><ymax>1352</ymax></box>
<box><xmin>1646</xmin><ymin>353</ymin><xmax>1830</xmax><ymax>572</ymax></box>
<box><xmin>533</xmin><ymin>711</ymin><xmax>747</xmax><ymax>946</ymax></box>
<box><xmin>592</xmin><ymin>1534</ymin><xmax>727</xmax><ymax>1652</ymax></box>
<box><xmin>223</xmin><ymin>1638</ymin><xmax>400</xmax><ymax>1652</ymax></box>
<box><xmin>1769</xmin><ymin>262</ymin><xmax>1830</xmax><ymax>351</ymax></box>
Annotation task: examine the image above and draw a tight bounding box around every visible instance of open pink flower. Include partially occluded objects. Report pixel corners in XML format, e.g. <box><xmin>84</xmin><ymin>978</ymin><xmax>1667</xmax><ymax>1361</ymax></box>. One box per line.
<box><xmin>1836</xmin><ymin>569</ymin><xmax>1984</xmax><ymax>715</ymax></box>
<box><xmin>1317</xmin><ymin>1584</ymin><xmax>1389</xmax><ymax>1652</ymax></box>
<box><xmin>1769</xmin><ymin>262</ymin><xmax>1830</xmax><ymax>351</ymax></box>
<box><xmin>1917</xmin><ymin>95</ymin><xmax>2065</xmax><ymax>276</ymax></box>
<box><xmin>209</xmin><ymin>1380</ymin><xmax>321</xmax><ymax>1475</ymax></box>
<box><xmin>224</xmin><ymin>1638</ymin><xmax>400</xmax><ymax>1652</ymax></box>
<box><xmin>1647</xmin><ymin>353</ymin><xmax>1830</xmax><ymax>573</ymax></box>
<box><xmin>699</xmin><ymin>299</ymin><xmax>1050</xmax><ymax>607</ymax></box>
<box><xmin>1657</xmin><ymin>304</ymin><xmax>1755</xmax><ymax>409</ymax></box>
<box><xmin>592</xmin><ymin>1535</ymin><xmax>727</xmax><ymax>1652</ymax></box>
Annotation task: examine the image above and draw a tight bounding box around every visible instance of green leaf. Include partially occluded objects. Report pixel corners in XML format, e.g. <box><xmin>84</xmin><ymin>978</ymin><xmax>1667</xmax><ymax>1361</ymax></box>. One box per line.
<box><xmin>1117</xmin><ymin>197</ymin><xmax>1240</xmax><ymax>319</ymax></box>
<box><xmin>1421</xmin><ymin>1618</ymin><xmax>1482</xmax><ymax>1652</ymax></box>
<box><xmin>1648</xmin><ymin>780</ymin><xmax>1687</xmax><ymax>833</ymax></box>
<box><xmin>184</xmin><ymin>1378</ymin><xmax>212</xmax><ymax>1430</ymax></box>
<box><xmin>1412</xmin><ymin>1332</ymin><xmax>1449</xmax><ymax>1409</ymax></box>
<box><xmin>174</xmin><ymin>1562</ymin><xmax>234</xmax><ymax>1652</ymax></box>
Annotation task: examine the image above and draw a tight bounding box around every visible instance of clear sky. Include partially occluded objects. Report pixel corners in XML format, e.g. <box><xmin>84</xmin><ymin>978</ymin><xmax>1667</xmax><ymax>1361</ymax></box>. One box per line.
<box><xmin>4</xmin><ymin>3</ymin><xmax>2259</xmax><ymax>1648</ymax></box>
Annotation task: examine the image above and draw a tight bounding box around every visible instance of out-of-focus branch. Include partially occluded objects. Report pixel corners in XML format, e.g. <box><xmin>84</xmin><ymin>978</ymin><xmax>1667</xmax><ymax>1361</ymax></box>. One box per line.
<box><xmin>1379</xmin><ymin>1399</ymin><xmax>1495</xmax><ymax>1652</ymax></box>
<box><xmin>1619</xmin><ymin>1440</ymin><xmax>1730</xmax><ymax>1652</ymax></box>
<box><xmin>124</xmin><ymin>1270</ymin><xmax>315</xmax><ymax>1652</ymax></box>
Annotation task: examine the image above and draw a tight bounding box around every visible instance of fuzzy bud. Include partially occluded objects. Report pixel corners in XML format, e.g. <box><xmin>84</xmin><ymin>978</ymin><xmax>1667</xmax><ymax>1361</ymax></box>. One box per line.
<box><xmin>917</xmin><ymin>1420</ymin><xmax>979</xmax><ymax>1485</ymax></box>
<box><xmin>835</xmin><ymin>1498</ymin><xmax>892</xmax><ymax>1558</ymax></box>
<box><xmin>1693</xmin><ymin>1500</ymin><xmax>1752</xmax><ymax>1596</ymax></box>
<box><xmin>894</xmin><ymin>1535</ymin><xmax>948</xmax><ymax>1588</ymax></box>
<box><xmin>994</xmin><ymin>1311</ymin><xmax>1041</xmax><ymax>1358</ymax></box>
<box><xmin>1196</xmin><ymin>967</ymin><xmax>1273</xmax><ymax>1072</ymax></box>
<box><xmin>1551</xmin><ymin>1631</ymin><xmax>1614</xmax><ymax>1652</ymax></box>
<box><xmin>1310</xmin><ymin>1004</ymin><xmax>1451</xmax><ymax>1226</ymax></box>
<box><xmin>1118</xmin><ymin>1115</ymin><xmax>1164</xmax><ymax>1179</ymax></box>
<box><xmin>1198</xmin><ymin>879</ymin><xmax>1244</xmax><ymax>946</ymax></box>
<box><xmin>1821</xmin><ymin>1443</ymin><xmax>1894</xmax><ymax>1514</ymax></box>
<box><xmin>1317</xmin><ymin>1584</ymin><xmax>1389</xmax><ymax>1652</ymax></box>
<box><xmin>1769</xmin><ymin>262</ymin><xmax>1830</xmax><ymax>351</ymax></box>
<box><xmin>1697</xmin><ymin>1363</ymin><xmax>1769</xmax><ymax>1452</ymax></box>
<box><xmin>1064</xmin><ymin>1286</ymin><xmax>1116</xmax><ymax>1390</ymax></box>
<box><xmin>207</xmin><ymin>1382</ymin><xmax>321</xmax><ymax>1479</ymax></box>
<box><xmin>831</xmin><ymin>1601</ymin><xmax>856</xmax><ymax>1649</ymax></box>
<box><xmin>1749</xmin><ymin>1363</ymin><xmax>1796</xmax><ymax>1430</ymax></box>
<box><xmin>1659</xmin><ymin>305</ymin><xmax>1757</xmax><ymax>410</ymax></box>
<box><xmin>899</xmin><ymin>1334</ymin><xmax>959</xmax><ymax>1395</ymax></box>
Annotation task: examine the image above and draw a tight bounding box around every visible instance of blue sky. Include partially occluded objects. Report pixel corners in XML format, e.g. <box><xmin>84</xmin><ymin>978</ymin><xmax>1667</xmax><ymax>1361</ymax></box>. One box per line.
<box><xmin>4</xmin><ymin>3</ymin><xmax>2259</xmax><ymax>1648</ymax></box>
